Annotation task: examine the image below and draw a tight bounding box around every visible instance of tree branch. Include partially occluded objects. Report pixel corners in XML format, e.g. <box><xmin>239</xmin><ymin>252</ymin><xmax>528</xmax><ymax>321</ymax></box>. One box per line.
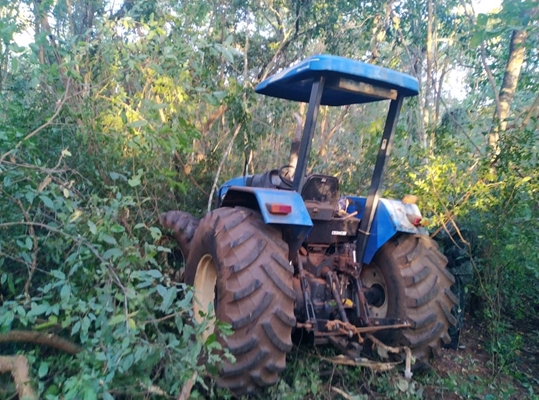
<box><xmin>0</xmin><ymin>79</ymin><xmax>71</xmax><ymax>163</ymax></box>
<box><xmin>0</xmin><ymin>356</ymin><xmax>37</xmax><ymax>400</ymax></box>
<box><xmin>173</xmin><ymin>151</ymin><xmax>209</xmax><ymax>197</ymax></box>
<box><xmin>0</xmin><ymin>330</ymin><xmax>82</xmax><ymax>355</ymax></box>
<box><xmin>207</xmin><ymin>124</ymin><xmax>242</xmax><ymax>213</ymax></box>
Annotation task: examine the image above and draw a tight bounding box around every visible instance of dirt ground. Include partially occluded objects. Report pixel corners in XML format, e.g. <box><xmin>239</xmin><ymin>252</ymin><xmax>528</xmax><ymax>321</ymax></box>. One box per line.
<box><xmin>423</xmin><ymin>320</ymin><xmax>539</xmax><ymax>399</ymax></box>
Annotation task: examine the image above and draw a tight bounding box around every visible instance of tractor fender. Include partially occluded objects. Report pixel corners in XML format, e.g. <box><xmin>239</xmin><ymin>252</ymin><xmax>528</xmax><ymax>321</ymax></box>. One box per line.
<box><xmin>220</xmin><ymin>186</ymin><xmax>313</xmax><ymax>256</ymax></box>
<box><xmin>344</xmin><ymin>196</ymin><xmax>428</xmax><ymax>264</ymax></box>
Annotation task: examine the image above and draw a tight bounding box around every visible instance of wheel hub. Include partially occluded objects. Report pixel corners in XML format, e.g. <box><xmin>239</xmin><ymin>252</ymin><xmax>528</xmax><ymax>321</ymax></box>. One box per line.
<box><xmin>361</xmin><ymin>265</ymin><xmax>388</xmax><ymax>318</ymax></box>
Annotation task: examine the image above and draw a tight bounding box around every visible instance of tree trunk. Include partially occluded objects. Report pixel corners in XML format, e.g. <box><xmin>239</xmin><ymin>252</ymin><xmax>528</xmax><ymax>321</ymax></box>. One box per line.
<box><xmin>488</xmin><ymin>29</ymin><xmax>528</xmax><ymax>158</ymax></box>
<box><xmin>423</xmin><ymin>0</ymin><xmax>434</xmax><ymax>150</ymax></box>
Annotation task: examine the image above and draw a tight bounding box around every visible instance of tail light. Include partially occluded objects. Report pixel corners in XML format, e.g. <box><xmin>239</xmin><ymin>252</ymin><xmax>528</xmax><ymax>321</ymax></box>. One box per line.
<box><xmin>266</xmin><ymin>203</ymin><xmax>292</xmax><ymax>215</ymax></box>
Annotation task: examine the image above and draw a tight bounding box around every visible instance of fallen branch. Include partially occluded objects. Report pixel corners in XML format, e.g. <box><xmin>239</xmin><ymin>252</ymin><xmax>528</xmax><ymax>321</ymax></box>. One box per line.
<box><xmin>0</xmin><ymin>355</ymin><xmax>37</xmax><ymax>400</ymax></box>
<box><xmin>366</xmin><ymin>334</ymin><xmax>413</xmax><ymax>379</ymax></box>
<box><xmin>178</xmin><ymin>371</ymin><xmax>198</xmax><ymax>400</ymax></box>
<box><xmin>323</xmin><ymin>354</ymin><xmax>400</xmax><ymax>372</ymax></box>
<box><xmin>0</xmin><ymin>330</ymin><xmax>82</xmax><ymax>355</ymax></box>
<box><xmin>330</xmin><ymin>386</ymin><xmax>354</xmax><ymax>400</ymax></box>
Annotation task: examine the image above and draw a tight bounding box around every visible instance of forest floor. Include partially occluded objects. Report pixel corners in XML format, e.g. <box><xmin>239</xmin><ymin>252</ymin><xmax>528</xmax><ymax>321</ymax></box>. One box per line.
<box><xmin>266</xmin><ymin>314</ymin><xmax>539</xmax><ymax>400</ymax></box>
<box><xmin>421</xmin><ymin>319</ymin><xmax>539</xmax><ymax>399</ymax></box>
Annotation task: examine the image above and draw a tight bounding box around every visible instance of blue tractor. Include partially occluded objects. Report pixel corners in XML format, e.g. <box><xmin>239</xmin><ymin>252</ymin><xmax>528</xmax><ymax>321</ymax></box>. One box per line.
<box><xmin>162</xmin><ymin>55</ymin><xmax>456</xmax><ymax>395</ymax></box>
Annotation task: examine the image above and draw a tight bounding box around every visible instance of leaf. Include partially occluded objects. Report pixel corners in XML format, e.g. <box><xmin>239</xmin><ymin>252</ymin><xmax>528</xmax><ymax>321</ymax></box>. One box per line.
<box><xmin>146</xmin><ymin>269</ymin><xmax>162</xmax><ymax>279</ymax></box>
<box><xmin>103</xmin><ymin>248</ymin><xmax>123</xmax><ymax>260</ymax></box>
<box><xmin>88</xmin><ymin>221</ymin><xmax>97</xmax><ymax>235</ymax></box>
<box><xmin>60</xmin><ymin>284</ymin><xmax>71</xmax><ymax>302</ymax></box>
<box><xmin>205</xmin><ymin>333</ymin><xmax>217</xmax><ymax>346</ymax></box>
<box><xmin>38</xmin><ymin>362</ymin><xmax>49</xmax><ymax>378</ymax></box>
<box><xmin>396</xmin><ymin>378</ymin><xmax>409</xmax><ymax>392</ymax></box>
<box><xmin>127</xmin><ymin>120</ymin><xmax>147</xmax><ymax>128</ymax></box>
<box><xmin>109</xmin><ymin>171</ymin><xmax>120</xmax><ymax>180</ymax></box>
<box><xmin>476</xmin><ymin>13</ymin><xmax>489</xmax><ymax>27</ymax></box>
<box><xmin>516</xmin><ymin>176</ymin><xmax>531</xmax><ymax>187</ymax></box>
<box><xmin>25</xmin><ymin>236</ymin><xmax>33</xmax><ymax>250</ymax></box>
<box><xmin>25</xmin><ymin>190</ymin><xmax>36</xmax><ymax>204</ymax></box>
<box><xmin>470</xmin><ymin>31</ymin><xmax>484</xmax><ymax>48</ymax></box>
<box><xmin>110</xmin><ymin>224</ymin><xmax>125</xmax><ymax>233</ymax></box>
<box><xmin>109</xmin><ymin>314</ymin><xmax>126</xmax><ymax>326</ymax></box>
<box><xmin>156</xmin><ymin>284</ymin><xmax>167</xmax><ymax>297</ymax></box>
<box><xmin>149</xmin><ymin>226</ymin><xmax>162</xmax><ymax>240</ymax></box>
<box><xmin>128</xmin><ymin>318</ymin><xmax>136</xmax><ymax>330</ymax></box>
<box><xmin>69</xmin><ymin>209</ymin><xmax>83</xmax><ymax>223</ymax></box>
<box><xmin>37</xmin><ymin>175</ymin><xmax>52</xmax><ymax>193</ymax></box>
<box><xmin>51</xmin><ymin>270</ymin><xmax>65</xmax><ymax>280</ymax></box>
<box><xmin>39</xmin><ymin>195</ymin><xmax>55</xmax><ymax>210</ymax></box>
<box><xmin>128</xmin><ymin>176</ymin><xmax>141</xmax><ymax>187</ymax></box>
<box><xmin>83</xmin><ymin>388</ymin><xmax>98</xmax><ymax>400</ymax></box>
<box><xmin>28</xmin><ymin>303</ymin><xmax>50</xmax><ymax>317</ymax></box>
<box><xmin>71</xmin><ymin>321</ymin><xmax>81</xmax><ymax>336</ymax></box>
<box><xmin>161</xmin><ymin>286</ymin><xmax>177</xmax><ymax>311</ymax></box>
<box><xmin>11</xmin><ymin>57</ymin><xmax>18</xmax><ymax>73</ymax></box>
<box><xmin>102</xmin><ymin>234</ymin><xmax>117</xmax><ymax>245</ymax></box>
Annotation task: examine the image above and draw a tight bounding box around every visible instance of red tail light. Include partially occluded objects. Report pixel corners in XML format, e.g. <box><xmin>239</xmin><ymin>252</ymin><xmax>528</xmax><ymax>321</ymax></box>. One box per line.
<box><xmin>266</xmin><ymin>203</ymin><xmax>292</xmax><ymax>215</ymax></box>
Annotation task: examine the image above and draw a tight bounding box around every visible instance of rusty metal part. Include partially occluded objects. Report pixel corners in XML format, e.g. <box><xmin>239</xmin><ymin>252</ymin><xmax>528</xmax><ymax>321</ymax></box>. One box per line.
<box><xmin>297</xmin><ymin>257</ymin><xmax>316</xmax><ymax>322</ymax></box>
<box><xmin>325</xmin><ymin>320</ymin><xmax>410</xmax><ymax>338</ymax></box>
<box><xmin>295</xmin><ymin>322</ymin><xmax>313</xmax><ymax>329</ymax></box>
<box><xmin>323</xmin><ymin>270</ymin><xmax>349</xmax><ymax>323</ymax></box>
<box><xmin>354</xmin><ymin>277</ymin><xmax>371</xmax><ymax>325</ymax></box>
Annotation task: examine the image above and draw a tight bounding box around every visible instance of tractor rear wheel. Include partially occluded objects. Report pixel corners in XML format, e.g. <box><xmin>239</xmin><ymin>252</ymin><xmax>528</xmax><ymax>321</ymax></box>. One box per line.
<box><xmin>160</xmin><ymin>210</ymin><xmax>200</xmax><ymax>260</ymax></box>
<box><xmin>184</xmin><ymin>207</ymin><xmax>295</xmax><ymax>395</ymax></box>
<box><xmin>361</xmin><ymin>233</ymin><xmax>457</xmax><ymax>361</ymax></box>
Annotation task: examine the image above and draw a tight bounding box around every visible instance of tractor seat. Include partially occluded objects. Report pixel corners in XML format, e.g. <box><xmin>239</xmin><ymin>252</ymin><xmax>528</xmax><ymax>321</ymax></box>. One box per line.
<box><xmin>301</xmin><ymin>175</ymin><xmax>339</xmax><ymax>221</ymax></box>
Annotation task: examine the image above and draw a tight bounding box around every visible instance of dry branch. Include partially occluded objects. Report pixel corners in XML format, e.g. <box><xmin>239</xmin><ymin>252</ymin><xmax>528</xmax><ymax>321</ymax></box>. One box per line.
<box><xmin>207</xmin><ymin>124</ymin><xmax>242</xmax><ymax>213</ymax></box>
<box><xmin>0</xmin><ymin>356</ymin><xmax>37</xmax><ymax>400</ymax></box>
<box><xmin>178</xmin><ymin>371</ymin><xmax>198</xmax><ymax>400</ymax></box>
<box><xmin>366</xmin><ymin>334</ymin><xmax>413</xmax><ymax>379</ymax></box>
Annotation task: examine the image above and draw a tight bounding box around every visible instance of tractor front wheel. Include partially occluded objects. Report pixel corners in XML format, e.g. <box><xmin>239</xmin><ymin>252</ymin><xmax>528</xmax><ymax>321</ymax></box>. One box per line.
<box><xmin>185</xmin><ymin>207</ymin><xmax>296</xmax><ymax>395</ymax></box>
<box><xmin>361</xmin><ymin>233</ymin><xmax>458</xmax><ymax>361</ymax></box>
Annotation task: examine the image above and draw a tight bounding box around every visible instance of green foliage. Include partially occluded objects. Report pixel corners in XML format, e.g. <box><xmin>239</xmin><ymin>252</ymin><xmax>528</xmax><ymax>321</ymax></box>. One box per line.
<box><xmin>0</xmin><ymin>1</ymin><xmax>234</xmax><ymax>396</ymax></box>
<box><xmin>0</xmin><ymin>156</ymin><xmax>225</xmax><ymax>396</ymax></box>
<box><xmin>1</xmin><ymin>0</ymin><xmax>539</xmax><ymax>396</ymax></box>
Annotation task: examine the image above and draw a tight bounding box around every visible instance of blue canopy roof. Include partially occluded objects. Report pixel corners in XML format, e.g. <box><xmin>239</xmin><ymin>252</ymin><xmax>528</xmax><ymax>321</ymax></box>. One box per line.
<box><xmin>255</xmin><ymin>55</ymin><xmax>419</xmax><ymax>106</ymax></box>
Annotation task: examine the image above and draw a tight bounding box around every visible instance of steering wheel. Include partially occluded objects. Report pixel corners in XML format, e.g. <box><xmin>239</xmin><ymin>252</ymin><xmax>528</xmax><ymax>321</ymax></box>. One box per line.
<box><xmin>278</xmin><ymin>165</ymin><xmax>294</xmax><ymax>187</ymax></box>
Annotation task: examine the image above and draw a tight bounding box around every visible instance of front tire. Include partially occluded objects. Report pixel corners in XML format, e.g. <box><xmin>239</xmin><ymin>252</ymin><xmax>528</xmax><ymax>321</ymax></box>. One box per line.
<box><xmin>185</xmin><ymin>207</ymin><xmax>295</xmax><ymax>395</ymax></box>
<box><xmin>361</xmin><ymin>233</ymin><xmax>458</xmax><ymax>361</ymax></box>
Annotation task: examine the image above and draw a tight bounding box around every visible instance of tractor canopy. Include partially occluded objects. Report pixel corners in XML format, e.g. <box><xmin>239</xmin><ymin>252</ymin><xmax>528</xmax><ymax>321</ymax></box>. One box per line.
<box><xmin>255</xmin><ymin>54</ymin><xmax>419</xmax><ymax>106</ymax></box>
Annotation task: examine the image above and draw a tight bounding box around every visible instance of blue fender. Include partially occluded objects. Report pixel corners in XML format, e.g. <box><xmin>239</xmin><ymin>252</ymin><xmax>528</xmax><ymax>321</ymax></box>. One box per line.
<box><xmin>220</xmin><ymin>186</ymin><xmax>313</xmax><ymax>246</ymax></box>
<box><xmin>344</xmin><ymin>196</ymin><xmax>427</xmax><ymax>264</ymax></box>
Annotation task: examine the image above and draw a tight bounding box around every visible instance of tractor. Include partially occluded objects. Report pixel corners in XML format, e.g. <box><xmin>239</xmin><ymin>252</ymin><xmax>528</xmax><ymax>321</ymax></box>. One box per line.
<box><xmin>161</xmin><ymin>55</ymin><xmax>457</xmax><ymax>395</ymax></box>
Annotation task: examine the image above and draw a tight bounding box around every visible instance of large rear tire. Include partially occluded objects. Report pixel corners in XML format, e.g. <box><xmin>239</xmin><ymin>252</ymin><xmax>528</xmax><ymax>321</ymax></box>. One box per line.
<box><xmin>185</xmin><ymin>207</ymin><xmax>295</xmax><ymax>395</ymax></box>
<box><xmin>160</xmin><ymin>210</ymin><xmax>200</xmax><ymax>260</ymax></box>
<box><xmin>361</xmin><ymin>233</ymin><xmax>458</xmax><ymax>361</ymax></box>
